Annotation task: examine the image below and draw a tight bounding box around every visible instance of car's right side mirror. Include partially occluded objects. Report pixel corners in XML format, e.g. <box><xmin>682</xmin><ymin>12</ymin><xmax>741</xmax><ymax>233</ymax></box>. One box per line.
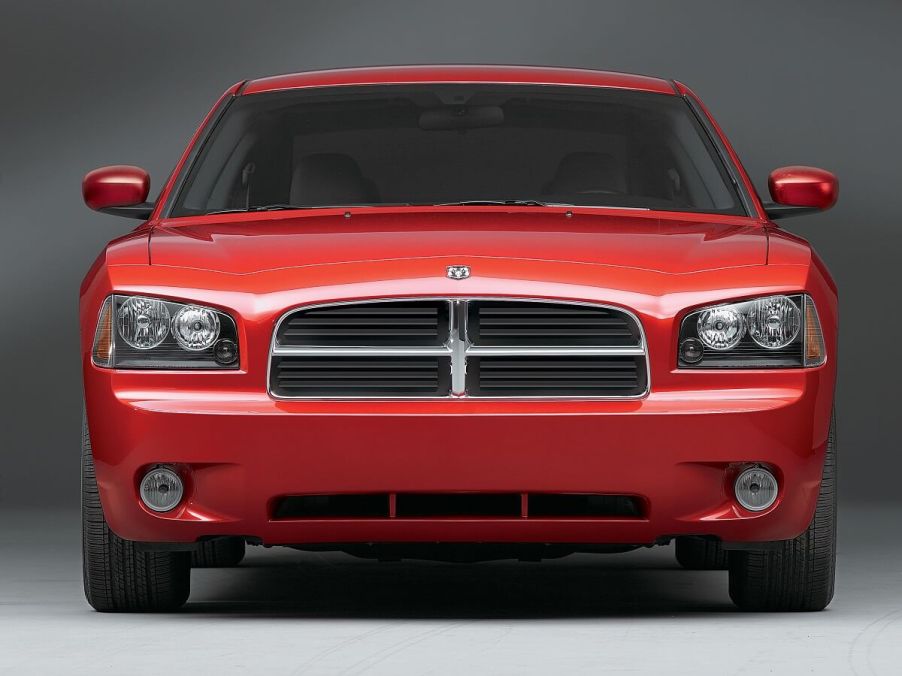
<box><xmin>82</xmin><ymin>165</ymin><xmax>154</xmax><ymax>220</ymax></box>
<box><xmin>765</xmin><ymin>165</ymin><xmax>838</xmax><ymax>220</ymax></box>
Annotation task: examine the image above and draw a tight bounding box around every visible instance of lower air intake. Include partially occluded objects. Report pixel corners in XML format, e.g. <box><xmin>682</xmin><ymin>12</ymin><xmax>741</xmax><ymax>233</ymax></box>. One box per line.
<box><xmin>271</xmin><ymin>492</ymin><xmax>645</xmax><ymax>519</ymax></box>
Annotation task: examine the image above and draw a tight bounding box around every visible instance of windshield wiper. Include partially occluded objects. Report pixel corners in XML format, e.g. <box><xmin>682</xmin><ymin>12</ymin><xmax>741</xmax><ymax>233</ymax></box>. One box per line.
<box><xmin>432</xmin><ymin>199</ymin><xmax>554</xmax><ymax>207</ymax></box>
<box><xmin>205</xmin><ymin>204</ymin><xmax>312</xmax><ymax>215</ymax></box>
<box><xmin>205</xmin><ymin>203</ymin><xmax>416</xmax><ymax>216</ymax></box>
<box><xmin>205</xmin><ymin>201</ymin><xmax>654</xmax><ymax>216</ymax></box>
<box><xmin>429</xmin><ymin>200</ymin><xmax>654</xmax><ymax>211</ymax></box>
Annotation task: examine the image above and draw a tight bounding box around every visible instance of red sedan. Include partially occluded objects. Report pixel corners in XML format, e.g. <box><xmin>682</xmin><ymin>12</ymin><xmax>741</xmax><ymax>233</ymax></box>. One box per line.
<box><xmin>80</xmin><ymin>65</ymin><xmax>838</xmax><ymax>612</ymax></box>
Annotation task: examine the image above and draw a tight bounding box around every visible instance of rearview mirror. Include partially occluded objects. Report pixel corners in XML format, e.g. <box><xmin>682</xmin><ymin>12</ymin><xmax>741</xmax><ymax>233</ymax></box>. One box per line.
<box><xmin>82</xmin><ymin>165</ymin><xmax>154</xmax><ymax>220</ymax></box>
<box><xmin>765</xmin><ymin>166</ymin><xmax>838</xmax><ymax>220</ymax></box>
<box><xmin>419</xmin><ymin>105</ymin><xmax>504</xmax><ymax>131</ymax></box>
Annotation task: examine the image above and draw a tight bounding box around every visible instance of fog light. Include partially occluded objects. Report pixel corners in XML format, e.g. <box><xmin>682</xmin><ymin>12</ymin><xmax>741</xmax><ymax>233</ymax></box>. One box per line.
<box><xmin>679</xmin><ymin>337</ymin><xmax>704</xmax><ymax>364</ymax></box>
<box><xmin>734</xmin><ymin>466</ymin><xmax>778</xmax><ymax>512</ymax></box>
<box><xmin>213</xmin><ymin>338</ymin><xmax>238</xmax><ymax>365</ymax></box>
<box><xmin>139</xmin><ymin>467</ymin><xmax>184</xmax><ymax>513</ymax></box>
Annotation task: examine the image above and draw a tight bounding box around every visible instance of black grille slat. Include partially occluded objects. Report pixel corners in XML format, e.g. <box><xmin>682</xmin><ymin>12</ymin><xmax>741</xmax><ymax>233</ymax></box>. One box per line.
<box><xmin>471</xmin><ymin>355</ymin><xmax>645</xmax><ymax>397</ymax></box>
<box><xmin>271</xmin><ymin>356</ymin><xmax>450</xmax><ymax>396</ymax></box>
<box><xmin>480</xmin><ymin>330</ymin><xmax>635</xmax><ymax>337</ymax></box>
<box><xmin>478</xmin><ymin>359</ymin><xmax>638</xmax><ymax>368</ymax></box>
<box><xmin>469</xmin><ymin>301</ymin><xmax>640</xmax><ymax>347</ymax></box>
<box><xmin>278</xmin><ymin>301</ymin><xmax>449</xmax><ymax>347</ymax></box>
<box><xmin>280</xmin><ymin>380</ymin><xmax>439</xmax><ymax>387</ymax></box>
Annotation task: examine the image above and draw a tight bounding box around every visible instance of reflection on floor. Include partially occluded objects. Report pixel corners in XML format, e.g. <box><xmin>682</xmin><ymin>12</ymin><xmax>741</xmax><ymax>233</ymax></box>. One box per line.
<box><xmin>0</xmin><ymin>505</ymin><xmax>900</xmax><ymax>674</ymax></box>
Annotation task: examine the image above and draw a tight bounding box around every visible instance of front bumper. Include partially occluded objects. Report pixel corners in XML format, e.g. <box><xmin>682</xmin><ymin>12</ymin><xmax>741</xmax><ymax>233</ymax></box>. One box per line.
<box><xmin>81</xmin><ymin>254</ymin><xmax>838</xmax><ymax>548</ymax></box>
<box><xmin>86</xmin><ymin>369</ymin><xmax>832</xmax><ymax>546</ymax></box>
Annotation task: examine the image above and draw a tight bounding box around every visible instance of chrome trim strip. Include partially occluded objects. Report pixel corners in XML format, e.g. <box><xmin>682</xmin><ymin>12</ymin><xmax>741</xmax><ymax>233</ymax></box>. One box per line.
<box><xmin>449</xmin><ymin>300</ymin><xmax>467</xmax><ymax>396</ymax></box>
<box><xmin>272</xmin><ymin>346</ymin><xmax>452</xmax><ymax>357</ymax></box>
<box><xmin>466</xmin><ymin>346</ymin><xmax>645</xmax><ymax>356</ymax></box>
<box><xmin>268</xmin><ymin>297</ymin><xmax>650</xmax><ymax>400</ymax></box>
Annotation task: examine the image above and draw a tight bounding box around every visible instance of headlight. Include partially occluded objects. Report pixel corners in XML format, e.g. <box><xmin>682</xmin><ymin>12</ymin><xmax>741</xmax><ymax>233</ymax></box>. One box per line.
<box><xmin>696</xmin><ymin>306</ymin><xmax>746</xmax><ymax>350</ymax></box>
<box><xmin>92</xmin><ymin>295</ymin><xmax>239</xmax><ymax>369</ymax></box>
<box><xmin>746</xmin><ymin>295</ymin><xmax>800</xmax><ymax>349</ymax></box>
<box><xmin>172</xmin><ymin>305</ymin><xmax>220</xmax><ymax>351</ymax></box>
<box><xmin>117</xmin><ymin>296</ymin><xmax>171</xmax><ymax>349</ymax></box>
<box><xmin>678</xmin><ymin>294</ymin><xmax>825</xmax><ymax>368</ymax></box>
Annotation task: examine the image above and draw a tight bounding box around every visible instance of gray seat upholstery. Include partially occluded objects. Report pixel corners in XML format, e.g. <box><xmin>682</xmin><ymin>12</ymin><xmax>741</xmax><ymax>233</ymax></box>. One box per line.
<box><xmin>289</xmin><ymin>153</ymin><xmax>379</xmax><ymax>206</ymax></box>
<box><xmin>543</xmin><ymin>152</ymin><xmax>628</xmax><ymax>195</ymax></box>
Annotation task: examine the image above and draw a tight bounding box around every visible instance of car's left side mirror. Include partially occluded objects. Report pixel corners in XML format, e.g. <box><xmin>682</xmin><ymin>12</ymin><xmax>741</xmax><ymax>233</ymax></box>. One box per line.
<box><xmin>82</xmin><ymin>165</ymin><xmax>154</xmax><ymax>220</ymax></box>
<box><xmin>764</xmin><ymin>165</ymin><xmax>838</xmax><ymax>220</ymax></box>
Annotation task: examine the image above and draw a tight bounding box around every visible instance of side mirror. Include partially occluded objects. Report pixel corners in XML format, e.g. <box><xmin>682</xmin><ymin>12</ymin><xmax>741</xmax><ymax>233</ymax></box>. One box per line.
<box><xmin>82</xmin><ymin>165</ymin><xmax>154</xmax><ymax>220</ymax></box>
<box><xmin>765</xmin><ymin>166</ymin><xmax>838</xmax><ymax>220</ymax></box>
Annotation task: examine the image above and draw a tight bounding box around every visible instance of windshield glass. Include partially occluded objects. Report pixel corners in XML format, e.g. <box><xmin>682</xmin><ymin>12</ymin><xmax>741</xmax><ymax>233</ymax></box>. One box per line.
<box><xmin>170</xmin><ymin>84</ymin><xmax>745</xmax><ymax>217</ymax></box>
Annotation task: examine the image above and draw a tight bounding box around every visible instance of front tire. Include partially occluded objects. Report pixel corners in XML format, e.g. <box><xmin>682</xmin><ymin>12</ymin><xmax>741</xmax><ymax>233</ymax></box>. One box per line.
<box><xmin>728</xmin><ymin>414</ymin><xmax>837</xmax><ymax>611</ymax></box>
<box><xmin>82</xmin><ymin>414</ymin><xmax>191</xmax><ymax>612</ymax></box>
<box><xmin>191</xmin><ymin>537</ymin><xmax>245</xmax><ymax>568</ymax></box>
<box><xmin>675</xmin><ymin>537</ymin><xmax>728</xmax><ymax>570</ymax></box>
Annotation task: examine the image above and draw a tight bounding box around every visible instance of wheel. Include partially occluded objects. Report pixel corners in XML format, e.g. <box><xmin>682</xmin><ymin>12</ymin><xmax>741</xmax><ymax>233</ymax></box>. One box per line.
<box><xmin>675</xmin><ymin>537</ymin><xmax>728</xmax><ymax>570</ymax></box>
<box><xmin>82</xmin><ymin>413</ymin><xmax>191</xmax><ymax>612</ymax></box>
<box><xmin>191</xmin><ymin>537</ymin><xmax>245</xmax><ymax>567</ymax></box>
<box><xmin>728</xmin><ymin>413</ymin><xmax>837</xmax><ymax>611</ymax></box>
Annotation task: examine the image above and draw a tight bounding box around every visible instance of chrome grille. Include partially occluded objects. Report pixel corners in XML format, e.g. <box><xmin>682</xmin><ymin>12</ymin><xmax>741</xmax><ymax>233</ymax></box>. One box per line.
<box><xmin>270</xmin><ymin>299</ymin><xmax>648</xmax><ymax>398</ymax></box>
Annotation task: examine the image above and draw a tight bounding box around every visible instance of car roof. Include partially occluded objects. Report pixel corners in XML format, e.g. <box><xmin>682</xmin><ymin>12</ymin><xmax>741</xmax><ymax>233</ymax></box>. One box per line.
<box><xmin>241</xmin><ymin>65</ymin><xmax>677</xmax><ymax>96</ymax></box>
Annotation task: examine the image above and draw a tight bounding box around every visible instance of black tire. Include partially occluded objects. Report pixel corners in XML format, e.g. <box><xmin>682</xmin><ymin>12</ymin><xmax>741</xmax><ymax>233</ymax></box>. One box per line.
<box><xmin>728</xmin><ymin>413</ymin><xmax>837</xmax><ymax>611</ymax></box>
<box><xmin>675</xmin><ymin>537</ymin><xmax>728</xmax><ymax>570</ymax></box>
<box><xmin>191</xmin><ymin>537</ymin><xmax>245</xmax><ymax>568</ymax></box>
<box><xmin>82</xmin><ymin>413</ymin><xmax>191</xmax><ymax>612</ymax></box>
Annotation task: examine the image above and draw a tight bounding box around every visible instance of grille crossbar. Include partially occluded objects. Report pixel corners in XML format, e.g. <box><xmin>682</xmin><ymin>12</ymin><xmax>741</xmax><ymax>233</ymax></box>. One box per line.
<box><xmin>270</xmin><ymin>299</ymin><xmax>648</xmax><ymax>398</ymax></box>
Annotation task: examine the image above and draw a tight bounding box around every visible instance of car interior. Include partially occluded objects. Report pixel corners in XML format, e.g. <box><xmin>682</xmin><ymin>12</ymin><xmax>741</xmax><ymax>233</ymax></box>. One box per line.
<box><xmin>173</xmin><ymin>86</ymin><xmax>742</xmax><ymax>216</ymax></box>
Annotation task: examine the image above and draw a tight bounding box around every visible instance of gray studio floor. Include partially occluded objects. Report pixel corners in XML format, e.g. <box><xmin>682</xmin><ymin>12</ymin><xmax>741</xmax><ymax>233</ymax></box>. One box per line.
<box><xmin>1</xmin><ymin>504</ymin><xmax>900</xmax><ymax>675</ymax></box>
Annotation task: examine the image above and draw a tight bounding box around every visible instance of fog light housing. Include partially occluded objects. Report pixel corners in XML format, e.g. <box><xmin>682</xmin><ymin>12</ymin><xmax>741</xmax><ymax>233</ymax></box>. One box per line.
<box><xmin>213</xmin><ymin>338</ymin><xmax>238</xmax><ymax>365</ymax></box>
<box><xmin>679</xmin><ymin>337</ymin><xmax>704</xmax><ymax>364</ymax></box>
<box><xmin>139</xmin><ymin>467</ymin><xmax>184</xmax><ymax>513</ymax></box>
<box><xmin>734</xmin><ymin>466</ymin><xmax>778</xmax><ymax>512</ymax></box>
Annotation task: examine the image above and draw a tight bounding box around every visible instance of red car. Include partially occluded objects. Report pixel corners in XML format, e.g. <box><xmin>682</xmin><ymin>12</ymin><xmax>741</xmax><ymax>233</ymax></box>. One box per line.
<box><xmin>80</xmin><ymin>65</ymin><xmax>838</xmax><ymax>612</ymax></box>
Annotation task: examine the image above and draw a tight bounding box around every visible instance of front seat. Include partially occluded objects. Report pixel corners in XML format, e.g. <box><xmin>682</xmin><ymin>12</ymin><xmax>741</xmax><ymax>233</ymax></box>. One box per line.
<box><xmin>289</xmin><ymin>153</ymin><xmax>379</xmax><ymax>206</ymax></box>
<box><xmin>543</xmin><ymin>152</ymin><xmax>628</xmax><ymax>196</ymax></box>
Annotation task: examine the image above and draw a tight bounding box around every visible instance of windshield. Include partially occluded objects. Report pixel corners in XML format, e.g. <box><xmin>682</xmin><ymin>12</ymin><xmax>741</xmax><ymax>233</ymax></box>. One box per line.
<box><xmin>169</xmin><ymin>84</ymin><xmax>745</xmax><ymax>217</ymax></box>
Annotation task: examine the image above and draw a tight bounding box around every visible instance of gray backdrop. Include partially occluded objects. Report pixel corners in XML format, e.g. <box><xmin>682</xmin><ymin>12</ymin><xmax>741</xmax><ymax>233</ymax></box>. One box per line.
<box><xmin>1</xmin><ymin>0</ymin><xmax>898</xmax><ymax>509</ymax></box>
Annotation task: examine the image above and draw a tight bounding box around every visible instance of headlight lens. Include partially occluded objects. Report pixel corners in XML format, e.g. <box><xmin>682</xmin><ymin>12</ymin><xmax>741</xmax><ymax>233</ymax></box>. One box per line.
<box><xmin>678</xmin><ymin>294</ymin><xmax>824</xmax><ymax>369</ymax></box>
<box><xmin>746</xmin><ymin>295</ymin><xmax>801</xmax><ymax>349</ymax></box>
<box><xmin>117</xmin><ymin>296</ymin><xmax>171</xmax><ymax>349</ymax></box>
<box><xmin>172</xmin><ymin>305</ymin><xmax>220</xmax><ymax>351</ymax></box>
<box><xmin>696</xmin><ymin>306</ymin><xmax>746</xmax><ymax>350</ymax></box>
<box><xmin>93</xmin><ymin>295</ymin><xmax>239</xmax><ymax>369</ymax></box>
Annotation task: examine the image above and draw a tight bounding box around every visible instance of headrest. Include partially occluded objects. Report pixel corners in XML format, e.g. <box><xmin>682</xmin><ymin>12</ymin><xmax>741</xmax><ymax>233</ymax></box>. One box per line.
<box><xmin>544</xmin><ymin>152</ymin><xmax>627</xmax><ymax>195</ymax></box>
<box><xmin>290</xmin><ymin>153</ymin><xmax>378</xmax><ymax>206</ymax></box>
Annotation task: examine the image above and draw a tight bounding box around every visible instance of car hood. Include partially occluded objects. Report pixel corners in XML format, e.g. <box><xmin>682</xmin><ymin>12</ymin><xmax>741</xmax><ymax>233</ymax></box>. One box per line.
<box><xmin>149</xmin><ymin>209</ymin><xmax>766</xmax><ymax>275</ymax></box>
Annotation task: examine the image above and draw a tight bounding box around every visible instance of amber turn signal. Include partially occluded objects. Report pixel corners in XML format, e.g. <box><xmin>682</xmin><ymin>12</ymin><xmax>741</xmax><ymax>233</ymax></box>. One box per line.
<box><xmin>91</xmin><ymin>297</ymin><xmax>114</xmax><ymax>367</ymax></box>
<box><xmin>803</xmin><ymin>297</ymin><xmax>826</xmax><ymax>367</ymax></box>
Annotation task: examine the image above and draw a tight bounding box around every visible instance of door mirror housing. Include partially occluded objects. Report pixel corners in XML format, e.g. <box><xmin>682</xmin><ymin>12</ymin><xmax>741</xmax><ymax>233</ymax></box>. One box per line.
<box><xmin>765</xmin><ymin>166</ymin><xmax>838</xmax><ymax>220</ymax></box>
<box><xmin>82</xmin><ymin>165</ymin><xmax>154</xmax><ymax>220</ymax></box>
